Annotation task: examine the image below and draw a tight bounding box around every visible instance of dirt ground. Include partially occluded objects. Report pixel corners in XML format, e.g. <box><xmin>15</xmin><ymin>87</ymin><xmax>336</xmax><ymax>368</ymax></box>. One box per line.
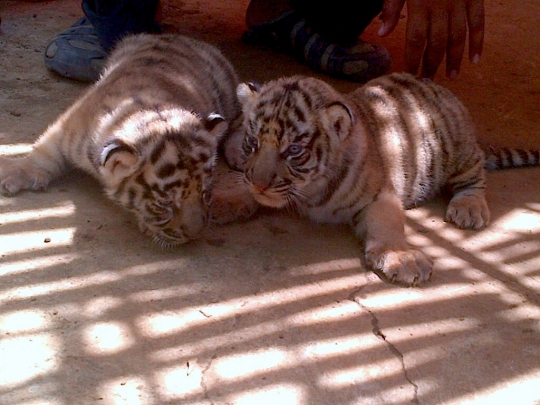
<box><xmin>0</xmin><ymin>1</ymin><xmax>539</xmax><ymax>405</ymax></box>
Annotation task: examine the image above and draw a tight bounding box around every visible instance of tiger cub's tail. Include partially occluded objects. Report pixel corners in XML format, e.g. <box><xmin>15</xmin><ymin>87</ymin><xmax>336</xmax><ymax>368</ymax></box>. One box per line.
<box><xmin>483</xmin><ymin>146</ymin><xmax>540</xmax><ymax>170</ymax></box>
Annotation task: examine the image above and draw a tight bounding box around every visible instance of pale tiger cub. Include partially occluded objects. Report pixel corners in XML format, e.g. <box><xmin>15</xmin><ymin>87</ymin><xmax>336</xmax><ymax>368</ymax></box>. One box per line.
<box><xmin>0</xmin><ymin>34</ymin><xmax>257</xmax><ymax>246</ymax></box>
<box><xmin>236</xmin><ymin>73</ymin><xmax>540</xmax><ymax>286</ymax></box>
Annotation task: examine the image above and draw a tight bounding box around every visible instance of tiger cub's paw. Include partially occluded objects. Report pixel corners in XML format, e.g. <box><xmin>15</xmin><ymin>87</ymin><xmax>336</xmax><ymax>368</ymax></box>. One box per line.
<box><xmin>366</xmin><ymin>248</ymin><xmax>433</xmax><ymax>286</ymax></box>
<box><xmin>221</xmin><ymin>128</ymin><xmax>247</xmax><ymax>171</ymax></box>
<box><xmin>446</xmin><ymin>193</ymin><xmax>490</xmax><ymax>230</ymax></box>
<box><xmin>210</xmin><ymin>190</ymin><xmax>258</xmax><ymax>224</ymax></box>
<box><xmin>0</xmin><ymin>158</ymin><xmax>51</xmax><ymax>195</ymax></box>
<box><xmin>209</xmin><ymin>161</ymin><xmax>258</xmax><ymax>224</ymax></box>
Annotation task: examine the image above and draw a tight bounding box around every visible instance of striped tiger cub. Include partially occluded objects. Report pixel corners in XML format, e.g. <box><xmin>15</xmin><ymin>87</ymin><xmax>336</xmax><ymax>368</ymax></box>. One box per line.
<box><xmin>235</xmin><ymin>73</ymin><xmax>540</xmax><ymax>286</ymax></box>
<box><xmin>0</xmin><ymin>33</ymin><xmax>257</xmax><ymax>246</ymax></box>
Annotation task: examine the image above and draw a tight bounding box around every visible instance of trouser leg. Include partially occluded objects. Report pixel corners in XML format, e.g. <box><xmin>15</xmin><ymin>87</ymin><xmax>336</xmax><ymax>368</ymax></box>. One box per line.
<box><xmin>82</xmin><ymin>0</ymin><xmax>161</xmax><ymax>51</ymax></box>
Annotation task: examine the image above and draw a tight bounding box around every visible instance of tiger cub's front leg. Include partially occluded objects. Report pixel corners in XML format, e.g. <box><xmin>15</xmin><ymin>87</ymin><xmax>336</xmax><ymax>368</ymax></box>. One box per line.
<box><xmin>359</xmin><ymin>190</ymin><xmax>433</xmax><ymax>286</ymax></box>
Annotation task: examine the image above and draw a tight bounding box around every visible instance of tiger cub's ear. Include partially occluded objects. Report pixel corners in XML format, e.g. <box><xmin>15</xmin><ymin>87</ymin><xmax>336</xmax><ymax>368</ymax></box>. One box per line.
<box><xmin>320</xmin><ymin>101</ymin><xmax>355</xmax><ymax>140</ymax></box>
<box><xmin>204</xmin><ymin>113</ymin><xmax>229</xmax><ymax>140</ymax></box>
<box><xmin>236</xmin><ymin>82</ymin><xmax>260</xmax><ymax>108</ymax></box>
<box><xmin>99</xmin><ymin>140</ymin><xmax>140</xmax><ymax>181</ymax></box>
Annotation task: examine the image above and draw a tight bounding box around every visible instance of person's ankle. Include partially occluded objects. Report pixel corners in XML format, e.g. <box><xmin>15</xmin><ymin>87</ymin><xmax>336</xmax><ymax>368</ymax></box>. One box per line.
<box><xmin>245</xmin><ymin>0</ymin><xmax>293</xmax><ymax>29</ymax></box>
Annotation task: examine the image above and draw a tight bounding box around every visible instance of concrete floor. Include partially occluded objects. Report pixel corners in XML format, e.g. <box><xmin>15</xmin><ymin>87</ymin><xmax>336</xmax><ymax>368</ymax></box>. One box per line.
<box><xmin>1</xmin><ymin>1</ymin><xmax>539</xmax><ymax>404</ymax></box>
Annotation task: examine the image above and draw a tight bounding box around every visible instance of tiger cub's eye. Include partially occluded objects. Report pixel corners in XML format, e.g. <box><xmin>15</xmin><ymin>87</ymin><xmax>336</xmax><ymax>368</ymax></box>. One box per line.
<box><xmin>287</xmin><ymin>144</ymin><xmax>303</xmax><ymax>157</ymax></box>
<box><xmin>202</xmin><ymin>190</ymin><xmax>212</xmax><ymax>206</ymax></box>
<box><xmin>245</xmin><ymin>135</ymin><xmax>259</xmax><ymax>151</ymax></box>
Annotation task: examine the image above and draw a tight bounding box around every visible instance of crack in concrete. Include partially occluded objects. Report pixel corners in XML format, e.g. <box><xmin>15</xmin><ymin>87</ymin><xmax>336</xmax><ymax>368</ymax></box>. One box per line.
<box><xmin>200</xmin><ymin>354</ymin><xmax>217</xmax><ymax>405</ymax></box>
<box><xmin>349</xmin><ymin>290</ymin><xmax>421</xmax><ymax>405</ymax></box>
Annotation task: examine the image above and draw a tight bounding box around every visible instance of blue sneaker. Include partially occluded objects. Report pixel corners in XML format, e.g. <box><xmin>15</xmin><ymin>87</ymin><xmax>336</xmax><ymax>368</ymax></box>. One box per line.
<box><xmin>44</xmin><ymin>18</ymin><xmax>107</xmax><ymax>82</ymax></box>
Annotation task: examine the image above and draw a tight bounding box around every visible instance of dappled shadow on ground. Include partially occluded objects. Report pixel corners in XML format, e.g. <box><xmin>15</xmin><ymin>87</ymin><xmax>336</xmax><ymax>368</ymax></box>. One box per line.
<box><xmin>1</xmin><ymin>167</ymin><xmax>539</xmax><ymax>405</ymax></box>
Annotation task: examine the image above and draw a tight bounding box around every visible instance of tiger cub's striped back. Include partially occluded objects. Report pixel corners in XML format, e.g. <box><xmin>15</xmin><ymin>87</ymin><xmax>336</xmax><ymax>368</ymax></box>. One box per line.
<box><xmin>0</xmin><ymin>34</ymin><xmax>253</xmax><ymax>246</ymax></box>
<box><xmin>348</xmin><ymin>73</ymin><xmax>484</xmax><ymax>209</ymax></box>
<box><xmin>236</xmin><ymin>73</ymin><xmax>539</xmax><ymax>285</ymax></box>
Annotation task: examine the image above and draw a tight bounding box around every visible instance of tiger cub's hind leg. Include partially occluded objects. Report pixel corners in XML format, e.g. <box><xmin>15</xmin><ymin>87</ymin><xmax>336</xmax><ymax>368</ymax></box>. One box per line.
<box><xmin>0</xmin><ymin>128</ymin><xmax>66</xmax><ymax>195</ymax></box>
<box><xmin>0</xmin><ymin>152</ymin><xmax>63</xmax><ymax>194</ymax></box>
<box><xmin>446</xmin><ymin>192</ymin><xmax>490</xmax><ymax>230</ymax></box>
<box><xmin>445</xmin><ymin>159</ymin><xmax>490</xmax><ymax>230</ymax></box>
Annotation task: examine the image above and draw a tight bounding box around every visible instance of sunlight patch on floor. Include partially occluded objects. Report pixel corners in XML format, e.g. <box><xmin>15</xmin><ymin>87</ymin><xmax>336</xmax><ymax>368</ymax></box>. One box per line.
<box><xmin>0</xmin><ymin>333</ymin><xmax>58</xmax><ymax>387</ymax></box>
<box><xmin>0</xmin><ymin>204</ymin><xmax>75</xmax><ymax>226</ymax></box>
<box><xmin>303</xmin><ymin>335</ymin><xmax>380</xmax><ymax>359</ymax></box>
<box><xmin>83</xmin><ymin>322</ymin><xmax>135</xmax><ymax>355</ymax></box>
<box><xmin>0</xmin><ymin>269</ymin><xmax>122</xmax><ymax>301</ymax></box>
<box><xmin>100</xmin><ymin>377</ymin><xmax>152</xmax><ymax>405</ymax></box>
<box><xmin>445</xmin><ymin>371</ymin><xmax>540</xmax><ymax>405</ymax></box>
<box><xmin>231</xmin><ymin>383</ymin><xmax>305</xmax><ymax>405</ymax></box>
<box><xmin>129</xmin><ymin>285</ymin><xmax>205</xmax><ymax>303</ymax></box>
<box><xmin>288</xmin><ymin>258</ymin><xmax>362</xmax><ymax>276</ymax></box>
<box><xmin>156</xmin><ymin>364</ymin><xmax>204</xmax><ymax>400</ymax></box>
<box><xmin>383</xmin><ymin>317</ymin><xmax>484</xmax><ymax>341</ymax></box>
<box><xmin>137</xmin><ymin>272</ymin><xmax>363</xmax><ymax>339</ymax></box>
<box><xmin>320</xmin><ymin>356</ymin><xmax>409</xmax><ymax>388</ymax></box>
<box><xmin>321</xmin><ymin>365</ymin><xmax>416</xmax><ymax>404</ymax></box>
<box><xmin>213</xmin><ymin>348</ymin><xmax>288</xmax><ymax>380</ymax></box>
<box><xmin>0</xmin><ymin>228</ymin><xmax>75</xmax><ymax>256</ymax></box>
<box><xmin>496</xmin><ymin>207</ymin><xmax>540</xmax><ymax>230</ymax></box>
<box><xmin>1</xmin><ymin>254</ymin><xmax>78</xmax><ymax>279</ymax></box>
<box><xmin>0</xmin><ymin>142</ymin><xmax>33</xmax><ymax>157</ymax></box>
<box><xmin>498</xmin><ymin>303</ymin><xmax>540</xmax><ymax>325</ymax></box>
<box><xmin>0</xmin><ymin>309</ymin><xmax>49</xmax><ymax>334</ymax></box>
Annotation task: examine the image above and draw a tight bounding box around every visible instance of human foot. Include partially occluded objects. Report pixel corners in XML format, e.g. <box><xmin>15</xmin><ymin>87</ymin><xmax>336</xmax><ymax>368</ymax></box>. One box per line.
<box><xmin>242</xmin><ymin>10</ymin><xmax>392</xmax><ymax>82</ymax></box>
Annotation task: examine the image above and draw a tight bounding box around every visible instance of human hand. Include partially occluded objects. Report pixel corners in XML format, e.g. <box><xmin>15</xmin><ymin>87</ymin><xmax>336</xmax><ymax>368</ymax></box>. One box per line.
<box><xmin>378</xmin><ymin>0</ymin><xmax>484</xmax><ymax>79</ymax></box>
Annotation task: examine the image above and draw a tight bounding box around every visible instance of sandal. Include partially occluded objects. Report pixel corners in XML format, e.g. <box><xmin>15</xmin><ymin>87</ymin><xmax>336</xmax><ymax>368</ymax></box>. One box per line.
<box><xmin>242</xmin><ymin>11</ymin><xmax>392</xmax><ymax>83</ymax></box>
<box><xmin>242</xmin><ymin>11</ymin><xmax>299</xmax><ymax>51</ymax></box>
<box><xmin>44</xmin><ymin>18</ymin><xmax>107</xmax><ymax>82</ymax></box>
